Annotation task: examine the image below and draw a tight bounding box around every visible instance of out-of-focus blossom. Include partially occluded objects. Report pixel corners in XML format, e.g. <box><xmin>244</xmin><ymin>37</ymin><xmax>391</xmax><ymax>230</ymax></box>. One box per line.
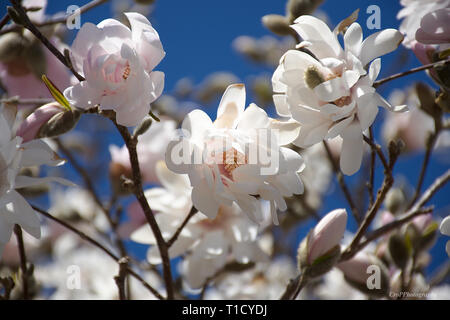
<box><xmin>204</xmin><ymin>256</ymin><xmax>296</xmax><ymax>299</ymax></box>
<box><xmin>272</xmin><ymin>15</ymin><xmax>406</xmax><ymax>175</ymax></box>
<box><xmin>382</xmin><ymin>88</ymin><xmax>450</xmax><ymax>152</ymax></box>
<box><xmin>49</xmin><ymin>187</ymin><xmax>108</xmax><ymax>231</ymax></box>
<box><xmin>130</xmin><ymin>162</ymin><xmax>268</xmax><ymax>289</ymax></box>
<box><xmin>398</xmin><ymin>0</ymin><xmax>450</xmax><ymax>48</ymax></box>
<box><xmin>439</xmin><ymin>215</ymin><xmax>450</xmax><ymax>257</ymax></box>
<box><xmin>63</xmin><ymin>12</ymin><xmax>165</xmax><ymax>127</ymax></box>
<box><xmin>166</xmin><ymin>83</ymin><xmax>304</xmax><ymax>223</ymax></box>
<box><xmin>0</xmin><ymin>104</ymin><xmax>70</xmax><ymax>257</ymax></box>
<box><xmin>416</xmin><ymin>8</ymin><xmax>450</xmax><ymax>45</ymax></box>
<box><xmin>34</xmin><ymin>233</ymin><xmax>162</xmax><ymax>299</ymax></box>
<box><xmin>314</xmin><ymin>268</ymin><xmax>366</xmax><ymax>300</ymax></box>
<box><xmin>109</xmin><ymin>117</ymin><xmax>176</xmax><ymax>184</ymax></box>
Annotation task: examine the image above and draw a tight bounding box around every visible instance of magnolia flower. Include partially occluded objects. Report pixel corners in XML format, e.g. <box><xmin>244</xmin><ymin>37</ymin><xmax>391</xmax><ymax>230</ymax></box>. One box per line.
<box><xmin>337</xmin><ymin>251</ymin><xmax>389</xmax><ymax>294</ymax></box>
<box><xmin>204</xmin><ymin>256</ymin><xmax>297</xmax><ymax>300</ymax></box>
<box><xmin>166</xmin><ymin>83</ymin><xmax>304</xmax><ymax>223</ymax></box>
<box><xmin>272</xmin><ymin>15</ymin><xmax>406</xmax><ymax>175</ymax></box>
<box><xmin>416</xmin><ymin>8</ymin><xmax>450</xmax><ymax>45</ymax></box>
<box><xmin>382</xmin><ymin>88</ymin><xmax>450</xmax><ymax>151</ymax></box>
<box><xmin>0</xmin><ymin>104</ymin><xmax>69</xmax><ymax>257</ymax></box>
<box><xmin>109</xmin><ymin>117</ymin><xmax>176</xmax><ymax>184</ymax></box>
<box><xmin>130</xmin><ymin>162</ymin><xmax>268</xmax><ymax>289</ymax></box>
<box><xmin>63</xmin><ymin>12</ymin><xmax>165</xmax><ymax>126</ymax></box>
<box><xmin>439</xmin><ymin>215</ymin><xmax>450</xmax><ymax>257</ymax></box>
<box><xmin>397</xmin><ymin>0</ymin><xmax>450</xmax><ymax>48</ymax></box>
<box><xmin>34</xmin><ymin>233</ymin><xmax>162</xmax><ymax>299</ymax></box>
<box><xmin>314</xmin><ymin>268</ymin><xmax>366</xmax><ymax>300</ymax></box>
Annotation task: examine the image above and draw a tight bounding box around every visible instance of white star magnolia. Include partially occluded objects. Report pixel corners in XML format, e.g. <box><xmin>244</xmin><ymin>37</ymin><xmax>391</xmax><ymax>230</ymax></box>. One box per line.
<box><xmin>64</xmin><ymin>12</ymin><xmax>165</xmax><ymax>127</ymax></box>
<box><xmin>272</xmin><ymin>15</ymin><xmax>408</xmax><ymax>175</ymax></box>
<box><xmin>165</xmin><ymin>83</ymin><xmax>304</xmax><ymax>224</ymax></box>
<box><xmin>131</xmin><ymin>162</ymin><xmax>268</xmax><ymax>289</ymax></box>
<box><xmin>0</xmin><ymin>104</ymin><xmax>70</xmax><ymax>257</ymax></box>
<box><xmin>440</xmin><ymin>215</ymin><xmax>450</xmax><ymax>257</ymax></box>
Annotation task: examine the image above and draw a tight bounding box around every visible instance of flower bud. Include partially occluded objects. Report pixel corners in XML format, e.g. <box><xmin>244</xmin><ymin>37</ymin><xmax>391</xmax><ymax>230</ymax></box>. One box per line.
<box><xmin>16</xmin><ymin>103</ymin><xmax>65</xmax><ymax>143</ymax></box>
<box><xmin>407</xmin><ymin>214</ymin><xmax>438</xmax><ymax>252</ymax></box>
<box><xmin>338</xmin><ymin>252</ymin><xmax>389</xmax><ymax>297</ymax></box>
<box><xmin>388</xmin><ymin>233</ymin><xmax>410</xmax><ymax>270</ymax></box>
<box><xmin>0</xmin><ymin>32</ymin><xmax>29</xmax><ymax>63</ymax></box>
<box><xmin>297</xmin><ymin>208</ymin><xmax>347</xmax><ymax>277</ymax></box>
<box><xmin>262</xmin><ymin>14</ymin><xmax>293</xmax><ymax>37</ymax></box>
<box><xmin>286</xmin><ymin>0</ymin><xmax>324</xmax><ymax>22</ymax></box>
<box><xmin>384</xmin><ymin>188</ymin><xmax>406</xmax><ymax>214</ymax></box>
<box><xmin>38</xmin><ymin>108</ymin><xmax>81</xmax><ymax>139</ymax></box>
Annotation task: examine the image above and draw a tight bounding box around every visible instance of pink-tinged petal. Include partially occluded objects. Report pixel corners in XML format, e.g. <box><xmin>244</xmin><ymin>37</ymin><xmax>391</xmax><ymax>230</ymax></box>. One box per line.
<box><xmin>63</xmin><ymin>81</ymin><xmax>100</xmax><ymax>109</ymax></box>
<box><xmin>71</xmin><ymin>22</ymin><xmax>104</xmax><ymax>69</ymax></box>
<box><xmin>292</xmin><ymin>15</ymin><xmax>342</xmax><ymax>58</ymax></box>
<box><xmin>338</xmin><ymin>252</ymin><xmax>373</xmax><ymax>284</ymax></box>
<box><xmin>237</xmin><ymin>103</ymin><xmax>269</xmax><ymax>131</ymax></box>
<box><xmin>359</xmin><ymin>29</ymin><xmax>404</xmax><ymax>66</ymax></box>
<box><xmin>215</xmin><ymin>83</ymin><xmax>246</xmax><ymax>129</ymax></box>
<box><xmin>411</xmin><ymin>41</ymin><xmax>434</xmax><ymax>65</ymax></box>
<box><xmin>16</xmin><ymin>103</ymin><xmax>64</xmax><ymax>143</ymax></box>
<box><xmin>344</xmin><ymin>23</ymin><xmax>363</xmax><ymax>55</ymax></box>
<box><xmin>340</xmin><ymin>120</ymin><xmax>363</xmax><ymax>175</ymax></box>
<box><xmin>308</xmin><ymin>208</ymin><xmax>347</xmax><ymax>263</ymax></box>
<box><xmin>416</xmin><ymin>8</ymin><xmax>450</xmax><ymax>44</ymax></box>
<box><xmin>124</xmin><ymin>12</ymin><xmax>165</xmax><ymax>71</ymax></box>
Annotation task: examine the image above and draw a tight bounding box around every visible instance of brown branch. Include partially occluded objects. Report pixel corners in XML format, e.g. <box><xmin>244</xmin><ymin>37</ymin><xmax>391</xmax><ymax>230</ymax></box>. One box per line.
<box><xmin>1</xmin><ymin>0</ymin><xmax>109</xmax><ymax>35</ymax></box>
<box><xmin>374</xmin><ymin>59</ymin><xmax>450</xmax><ymax>88</ymax></box>
<box><xmin>9</xmin><ymin>0</ymin><xmax>85</xmax><ymax>81</ymax></box>
<box><xmin>408</xmin><ymin>129</ymin><xmax>441</xmax><ymax>208</ymax></box>
<box><xmin>167</xmin><ymin>207</ymin><xmax>197</xmax><ymax>248</ymax></box>
<box><xmin>367</xmin><ymin>127</ymin><xmax>376</xmax><ymax>206</ymax></box>
<box><xmin>13</xmin><ymin>225</ymin><xmax>30</xmax><ymax>299</ymax></box>
<box><xmin>32</xmin><ymin>205</ymin><xmax>164</xmax><ymax>300</ymax></box>
<box><xmin>112</xmin><ymin>121</ymin><xmax>175</xmax><ymax>300</ymax></box>
<box><xmin>363</xmin><ymin>134</ymin><xmax>389</xmax><ymax>171</ymax></box>
<box><xmin>323</xmin><ymin>140</ymin><xmax>361</xmax><ymax>224</ymax></box>
<box><xmin>114</xmin><ymin>257</ymin><xmax>129</xmax><ymax>300</ymax></box>
<box><xmin>0</xmin><ymin>97</ymin><xmax>53</xmax><ymax>105</ymax></box>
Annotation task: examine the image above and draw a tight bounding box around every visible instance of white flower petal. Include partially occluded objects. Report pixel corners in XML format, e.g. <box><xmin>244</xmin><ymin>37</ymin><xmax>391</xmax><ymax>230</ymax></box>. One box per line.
<box><xmin>340</xmin><ymin>121</ymin><xmax>363</xmax><ymax>175</ymax></box>
<box><xmin>215</xmin><ymin>84</ymin><xmax>246</xmax><ymax>129</ymax></box>
<box><xmin>359</xmin><ymin>29</ymin><xmax>404</xmax><ymax>66</ymax></box>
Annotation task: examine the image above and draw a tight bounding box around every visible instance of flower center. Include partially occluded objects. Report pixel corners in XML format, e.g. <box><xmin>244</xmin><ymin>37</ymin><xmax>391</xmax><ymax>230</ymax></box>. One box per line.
<box><xmin>122</xmin><ymin>64</ymin><xmax>131</xmax><ymax>80</ymax></box>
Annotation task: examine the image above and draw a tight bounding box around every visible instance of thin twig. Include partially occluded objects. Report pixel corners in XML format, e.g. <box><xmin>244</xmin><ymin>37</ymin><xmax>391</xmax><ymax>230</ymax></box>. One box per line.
<box><xmin>1</xmin><ymin>0</ymin><xmax>109</xmax><ymax>35</ymax></box>
<box><xmin>13</xmin><ymin>225</ymin><xmax>29</xmax><ymax>300</ymax></box>
<box><xmin>323</xmin><ymin>141</ymin><xmax>361</xmax><ymax>224</ymax></box>
<box><xmin>32</xmin><ymin>205</ymin><xmax>164</xmax><ymax>300</ymax></box>
<box><xmin>374</xmin><ymin>59</ymin><xmax>450</xmax><ymax>88</ymax></box>
<box><xmin>112</xmin><ymin>121</ymin><xmax>175</xmax><ymax>300</ymax></box>
<box><xmin>167</xmin><ymin>207</ymin><xmax>197</xmax><ymax>248</ymax></box>
<box><xmin>363</xmin><ymin>135</ymin><xmax>389</xmax><ymax>171</ymax></box>
<box><xmin>0</xmin><ymin>97</ymin><xmax>53</xmax><ymax>105</ymax></box>
<box><xmin>10</xmin><ymin>0</ymin><xmax>85</xmax><ymax>81</ymax></box>
<box><xmin>367</xmin><ymin>127</ymin><xmax>376</xmax><ymax>207</ymax></box>
<box><xmin>114</xmin><ymin>257</ymin><xmax>129</xmax><ymax>300</ymax></box>
<box><xmin>408</xmin><ymin>130</ymin><xmax>440</xmax><ymax>208</ymax></box>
